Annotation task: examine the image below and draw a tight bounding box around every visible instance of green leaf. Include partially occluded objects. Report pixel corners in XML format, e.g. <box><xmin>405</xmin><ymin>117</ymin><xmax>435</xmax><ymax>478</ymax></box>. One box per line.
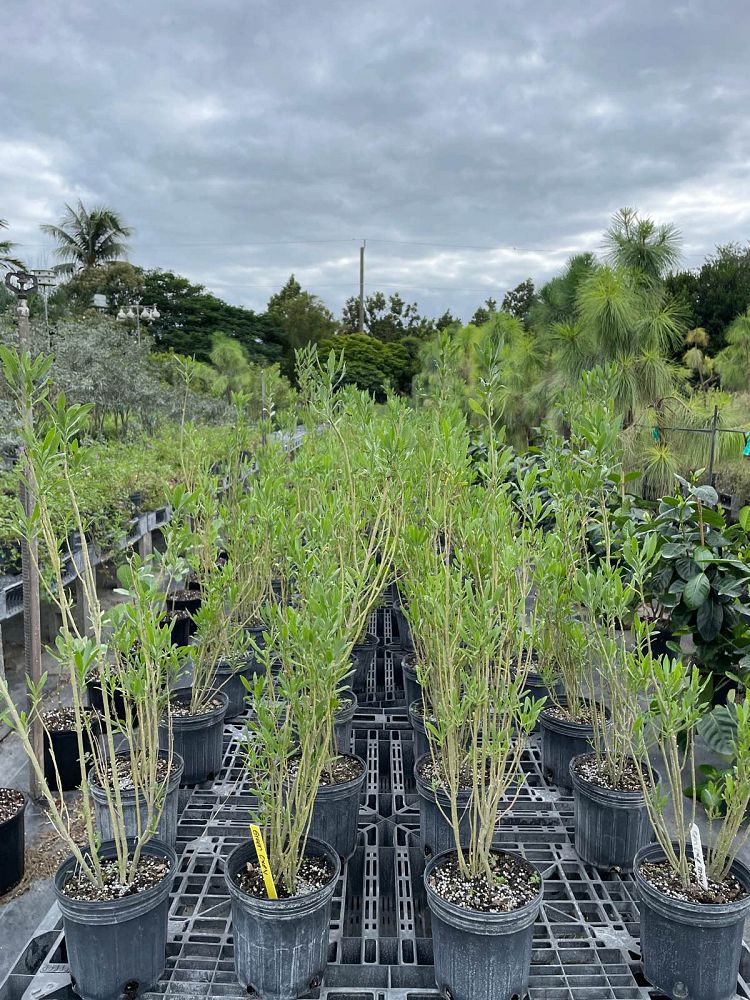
<box><xmin>693</xmin><ymin>546</ymin><xmax>714</xmax><ymax>569</ymax></box>
<box><xmin>696</xmin><ymin>600</ymin><xmax>723</xmax><ymax>641</ymax></box>
<box><xmin>683</xmin><ymin>572</ymin><xmax>710</xmax><ymax>609</ymax></box>
<box><xmin>697</xmin><ymin>704</ymin><xmax>737</xmax><ymax>756</ymax></box>
<box><xmin>660</xmin><ymin>542</ymin><xmax>687</xmax><ymax>559</ymax></box>
<box><xmin>739</xmin><ymin>506</ymin><xmax>750</xmax><ymax>532</ymax></box>
<box><xmin>691</xmin><ymin>485</ymin><xmax>719</xmax><ymax>507</ymax></box>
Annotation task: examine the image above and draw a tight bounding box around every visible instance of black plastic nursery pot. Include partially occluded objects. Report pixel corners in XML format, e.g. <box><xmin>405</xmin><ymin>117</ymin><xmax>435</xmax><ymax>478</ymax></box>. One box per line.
<box><xmin>423</xmin><ymin>849</ymin><xmax>543</xmax><ymax>1000</ymax></box>
<box><xmin>86</xmin><ymin>676</ymin><xmax>130</xmax><ymax>722</ymax></box>
<box><xmin>167</xmin><ymin>611</ymin><xmax>191</xmax><ymax>648</ymax></box>
<box><xmin>401</xmin><ymin>652</ymin><xmax>420</xmax><ymax>710</ymax></box>
<box><xmin>333</xmin><ymin>692</ymin><xmax>358</xmax><ymax>753</ymax></box>
<box><xmin>167</xmin><ymin>591</ymin><xmax>201</xmax><ymax>636</ymax></box>
<box><xmin>215</xmin><ymin>658</ymin><xmax>258</xmax><ymax>720</ymax></box>
<box><xmin>349</xmin><ymin>633</ymin><xmax>379</xmax><ymax>695</ymax></box>
<box><xmin>539</xmin><ymin>702</ymin><xmax>607</xmax><ymax>790</ymax></box>
<box><xmin>215</xmin><ymin>624</ymin><xmax>268</xmax><ymax>718</ymax></box>
<box><xmin>634</xmin><ymin>842</ymin><xmax>750</xmax><ymax>1000</ymax></box>
<box><xmin>159</xmin><ymin>690</ymin><xmax>229</xmax><ymax>785</ymax></box>
<box><xmin>43</xmin><ymin>724</ymin><xmax>95</xmax><ymax>793</ymax></box>
<box><xmin>569</xmin><ymin>754</ymin><xmax>655</xmax><ymax>872</ymax></box>
<box><xmin>89</xmin><ymin>752</ymin><xmax>185</xmax><ymax>849</ymax></box>
<box><xmin>224</xmin><ymin>836</ymin><xmax>341</xmax><ymax>1000</ymax></box>
<box><xmin>408</xmin><ymin>699</ymin><xmax>429</xmax><ymax>762</ymax></box>
<box><xmin>392</xmin><ymin>584</ymin><xmax>414</xmax><ymax>648</ymax></box>
<box><xmin>523</xmin><ymin>669</ymin><xmax>552</xmax><ymax>733</ymax></box>
<box><xmin>309</xmin><ymin>754</ymin><xmax>367</xmax><ymax>861</ymax></box>
<box><xmin>0</xmin><ymin>790</ymin><xmax>26</xmax><ymax>896</ymax></box>
<box><xmin>415</xmin><ymin>753</ymin><xmax>472</xmax><ymax>859</ymax></box>
<box><xmin>54</xmin><ymin>838</ymin><xmax>177</xmax><ymax>1000</ymax></box>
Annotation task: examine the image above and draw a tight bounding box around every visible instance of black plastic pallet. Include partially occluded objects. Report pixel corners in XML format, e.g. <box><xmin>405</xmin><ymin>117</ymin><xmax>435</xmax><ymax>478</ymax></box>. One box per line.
<box><xmin>3</xmin><ymin>624</ymin><xmax>750</xmax><ymax>1000</ymax></box>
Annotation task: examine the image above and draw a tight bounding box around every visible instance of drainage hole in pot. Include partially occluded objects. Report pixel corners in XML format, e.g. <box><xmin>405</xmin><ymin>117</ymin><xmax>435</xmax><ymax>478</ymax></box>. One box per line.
<box><xmin>308</xmin><ymin>974</ymin><xmax>322</xmax><ymax>989</ymax></box>
<box><xmin>246</xmin><ymin>986</ymin><xmax>258</xmax><ymax>997</ymax></box>
<box><xmin>123</xmin><ymin>981</ymin><xmax>139</xmax><ymax>997</ymax></box>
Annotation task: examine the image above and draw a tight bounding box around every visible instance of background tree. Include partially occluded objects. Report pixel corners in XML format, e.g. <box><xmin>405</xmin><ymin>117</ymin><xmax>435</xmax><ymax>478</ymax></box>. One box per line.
<box><xmin>683</xmin><ymin>327</ymin><xmax>715</xmax><ymax>390</ymax></box>
<box><xmin>141</xmin><ymin>269</ymin><xmax>284</xmax><ymax>364</ymax></box>
<box><xmin>501</xmin><ymin>278</ymin><xmax>536</xmax><ymax>324</ymax></box>
<box><xmin>41</xmin><ymin>201</ymin><xmax>132</xmax><ymax>274</ymax></box>
<box><xmin>317</xmin><ymin>332</ymin><xmax>415</xmax><ymax>398</ymax></box>
<box><xmin>470</xmin><ymin>297</ymin><xmax>497</xmax><ymax>327</ymax></box>
<box><xmin>54</xmin><ymin>261</ymin><xmax>145</xmax><ymax>315</ymax></box>
<box><xmin>715</xmin><ymin>307</ymin><xmax>750</xmax><ymax>393</ymax></box>
<box><xmin>666</xmin><ymin>243</ymin><xmax>750</xmax><ymax>353</ymax></box>
<box><xmin>0</xmin><ymin>219</ymin><xmax>23</xmax><ymax>272</ymax></box>
<box><xmin>603</xmin><ymin>206</ymin><xmax>682</xmax><ymax>285</ymax></box>
<box><xmin>341</xmin><ymin>290</ymin><xmax>436</xmax><ymax>341</ymax></box>
<box><xmin>267</xmin><ymin>274</ymin><xmax>338</xmax><ymax>353</ymax></box>
<box><xmin>527</xmin><ymin>253</ymin><xmax>596</xmax><ymax>329</ymax></box>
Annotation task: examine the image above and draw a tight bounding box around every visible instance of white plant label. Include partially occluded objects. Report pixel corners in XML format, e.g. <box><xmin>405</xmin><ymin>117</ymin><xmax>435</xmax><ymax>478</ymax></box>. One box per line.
<box><xmin>690</xmin><ymin>823</ymin><xmax>709</xmax><ymax>890</ymax></box>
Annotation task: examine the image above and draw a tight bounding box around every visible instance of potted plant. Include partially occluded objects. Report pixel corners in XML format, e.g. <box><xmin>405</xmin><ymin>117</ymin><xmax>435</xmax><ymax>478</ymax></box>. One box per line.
<box><xmin>88</xmin><ymin>565</ymin><xmax>185</xmax><ymax>848</ymax></box>
<box><xmin>225</xmin><ymin>571</ymin><xmax>348</xmax><ymax>999</ymax></box>
<box><xmin>640</xmin><ymin>476</ymin><xmax>750</xmax><ymax>701</ymax></box>
<box><xmin>569</xmin><ymin>533</ymin><xmax>660</xmax><ymax>871</ymax></box>
<box><xmin>158</xmin><ymin>472</ymin><xmax>239</xmax><ymax>784</ymax></box>
<box><xmin>219</xmin><ymin>432</ymin><xmax>291</xmax><ymax>718</ymax></box>
<box><xmin>160</xmin><ymin>562</ymin><xmax>231</xmax><ymax>785</ymax></box>
<box><xmin>629</xmin><ymin>653</ymin><xmax>750</xmax><ymax>1000</ymax></box>
<box><xmin>285</xmin><ymin>358</ymin><xmax>410</xmax><ymax>857</ymax></box>
<box><xmin>414</xmin><ymin>431</ymin><xmax>546</xmax><ymax>1000</ymax></box>
<box><xmin>0</xmin><ymin>788</ymin><xmax>25</xmax><ymax>896</ymax></box>
<box><xmin>536</xmin><ymin>389</ymin><xmax>621</xmax><ymax>789</ymax></box>
<box><xmin>0</xmin><ymin>350</ymin><xmax>178</xmax><ymax>1000</ymax></box>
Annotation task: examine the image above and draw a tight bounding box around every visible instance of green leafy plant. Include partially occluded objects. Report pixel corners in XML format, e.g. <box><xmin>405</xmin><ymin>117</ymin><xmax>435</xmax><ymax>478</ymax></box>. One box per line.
<box><xmin>0</xmin><ymin>348</ymin><xmax>179</xmax><ymax>888</ymax></box>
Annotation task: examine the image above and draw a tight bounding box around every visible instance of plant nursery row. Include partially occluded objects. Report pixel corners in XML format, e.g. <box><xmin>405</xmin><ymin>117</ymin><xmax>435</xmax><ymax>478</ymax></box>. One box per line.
<box><xmin>1</xmin><ymin>351</ymin><xmax>750</xmax><ymax>1000</ymax></box>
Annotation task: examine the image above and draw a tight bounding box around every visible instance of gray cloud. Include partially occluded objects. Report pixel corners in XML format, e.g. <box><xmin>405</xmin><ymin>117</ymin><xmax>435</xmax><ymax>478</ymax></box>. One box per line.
<box><xmin>2</xmin><ymin>0</ymin><xmax>749</xmax><ymax>322</ymax></box>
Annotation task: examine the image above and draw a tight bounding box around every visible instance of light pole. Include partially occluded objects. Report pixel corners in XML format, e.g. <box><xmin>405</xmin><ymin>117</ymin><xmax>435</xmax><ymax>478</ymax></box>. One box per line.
<box><xmin>30</xmin><ymin>268</ymin><xmax>57</xmax><ymax>349</ymax></box>
<box><xmin>116</xmin><ymin>299</ymin><xmax>160</xmax><ymax>345</ymax></box>
<box><xmin>4</xmin><ymin>271</ymin><xmax>43</xmax><ymax>797</ymax></box>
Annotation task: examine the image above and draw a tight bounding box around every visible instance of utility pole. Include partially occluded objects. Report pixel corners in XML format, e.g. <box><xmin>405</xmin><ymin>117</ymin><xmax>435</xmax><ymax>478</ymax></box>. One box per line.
<box><xmin>5</xmin><ymin>271</ymin><xmax>43</xmax><ymax>797</ymax></box>
<box><xmin>358</xmin><ymin>240</ymin><xmax>365</xmax><ymax>333</ymax></box>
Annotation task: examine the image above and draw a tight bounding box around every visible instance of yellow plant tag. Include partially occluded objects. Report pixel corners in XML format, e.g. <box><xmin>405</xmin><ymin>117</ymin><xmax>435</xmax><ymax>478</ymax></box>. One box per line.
<box><xmin>249</xmin><ymin>824</ymin><xmax>278</xmax><ymax>900</ymax></box>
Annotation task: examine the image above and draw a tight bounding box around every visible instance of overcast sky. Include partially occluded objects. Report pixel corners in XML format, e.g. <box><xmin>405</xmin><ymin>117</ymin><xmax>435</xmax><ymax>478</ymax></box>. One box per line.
<box><xmin>2</xmin><ymin>1</ymin><xmax>749</xmax><ymax>322</ymax></box>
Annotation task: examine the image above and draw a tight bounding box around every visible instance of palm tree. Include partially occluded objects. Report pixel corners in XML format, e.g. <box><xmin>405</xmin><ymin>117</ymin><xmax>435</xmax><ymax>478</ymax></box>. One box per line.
<box><xmin>573</xmin><ymin>264</ymin><xmax>687</xmax><ymax>424</ymax></box>
<box><xmin>603</xmin><ymin>207</ymin><xmax>682</xmax><ymax>285</ymax></box>
<box><xmin>41</xmin><ymin>201</ymin><xmax>132</xmax><ymax>274</ymax></box>
<box><xmin>0</xmin><ymin>219</ymin><xmax>23</xmax><ymax>271</ymax></box>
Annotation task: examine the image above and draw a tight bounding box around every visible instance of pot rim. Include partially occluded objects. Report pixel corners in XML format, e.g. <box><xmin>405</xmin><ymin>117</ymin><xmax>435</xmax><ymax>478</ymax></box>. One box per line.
<box><xmin>334</xmin><ymin>691</ymin><xmax>358</xmax><ymax>721</ymax></box>
<box><xmin>401</xmin><ymin>652</ymin><xmax>418</xmax><ymax>674</ymax></box>
<box><xmin>315</xmin><ymin>752</ymin><xmax>367</xmax><ymax>796</ymax></box>
<box><xmin>539</xmin><ymin>698</ymin><xmax>609</xmax><ymax>735</ymax></box>
<box><xmin>88</xmin><ymin>750</ymin><xmax>185</xmax><ymax>798</ymax></box>
<box><xmin>166</xmin><ymin>688</ymin><xmax>229</xmax><ymax>728</ymax></box>
<box><xmin>0</xmin><ymin>789</ymin><xmax>27</xmax><ymax>831</ymax></box>
<box><xmin>569</xmin><ymin>752</ymin><xmax>657</xmax><ymax>804</ymax></box>
<box><xmin>408</xmin><ymin>698</ymin><xmax>429</xmax><ymax>728</ymax></box>
<box><xmin>54</xmin><ymin>837</ymin><xmax>177</xmax><ymax>922</ymax></box>
<box><xmin>634</xmin><ymin>841</ymin><xmax>750</xmax><ymax>925</ymax></box>
<box><xmin>224</xmin><ymin>835</ymin><xmax>341</xmax><ymax>915</ymax></box>
<box><xmin>353</xmin><ymin>632</ymin><xmax>378</xmax><ymax>650</ymax></box>
<box><xmin>423</xmin><ymin>847</ymin><xmax>543</xmax><ymax>932</ymax></box>
<box><xmin>414</xmin><ymin>751</ymin><xmax>474</xmax><ymax>801</ymax></box>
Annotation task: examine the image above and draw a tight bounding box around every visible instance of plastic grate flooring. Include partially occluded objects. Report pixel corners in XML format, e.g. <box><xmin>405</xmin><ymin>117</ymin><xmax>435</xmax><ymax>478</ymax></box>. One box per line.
<box><xmin>3</xmin><ymin>615</ymin><xmax>750</xmax><ymax>1000</ymax></box>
